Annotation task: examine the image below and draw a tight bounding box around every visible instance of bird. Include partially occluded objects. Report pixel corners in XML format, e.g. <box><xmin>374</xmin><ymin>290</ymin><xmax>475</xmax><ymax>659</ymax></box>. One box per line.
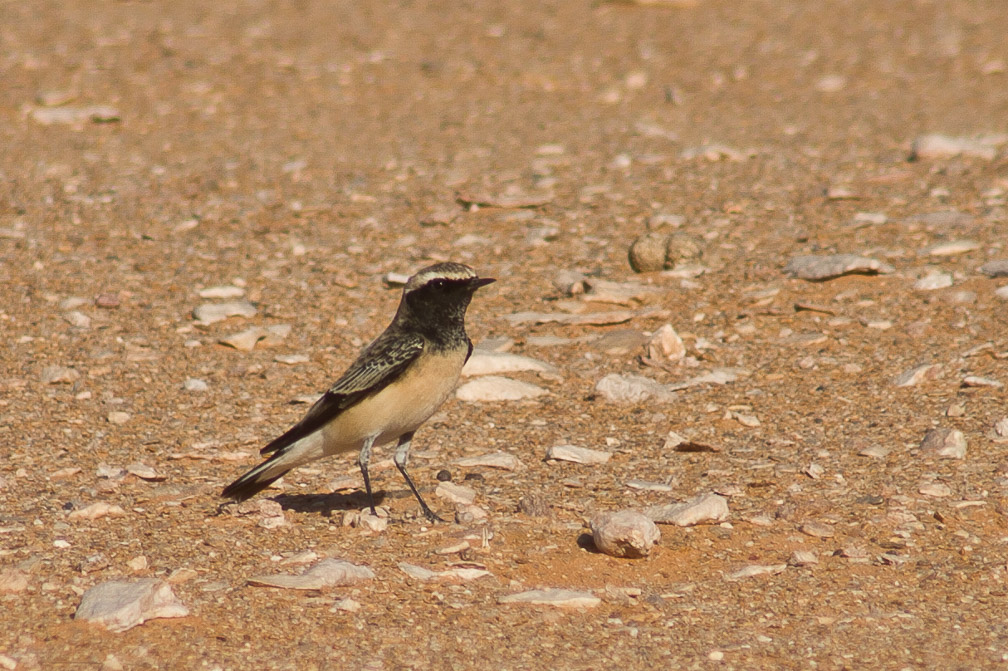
<box><xmin>221</xmin><ymin>261</ymin><xmax>495</xmax><ymax>522</ymax></box>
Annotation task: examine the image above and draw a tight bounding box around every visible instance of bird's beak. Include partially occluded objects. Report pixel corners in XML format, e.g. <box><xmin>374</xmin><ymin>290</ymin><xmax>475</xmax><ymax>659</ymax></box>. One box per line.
<box><xmin>469</xmin><ymin>277</ymin><xmax>496</xmax><ymax>289</ymax></box>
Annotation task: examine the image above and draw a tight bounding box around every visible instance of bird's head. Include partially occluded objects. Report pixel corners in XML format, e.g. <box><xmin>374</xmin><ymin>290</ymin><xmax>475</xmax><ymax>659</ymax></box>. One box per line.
<box><xmin>398</xmin><ymin>262</ymin><xmax>495</xmax><ymax>330</ymax></box>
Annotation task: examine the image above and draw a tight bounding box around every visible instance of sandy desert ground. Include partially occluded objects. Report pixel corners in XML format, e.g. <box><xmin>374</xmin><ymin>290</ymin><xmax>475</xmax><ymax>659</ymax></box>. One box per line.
<box><xmin>2</xmin><ymin>0</ymin><xmax>1008</xmax><ymax>668</ymax></box>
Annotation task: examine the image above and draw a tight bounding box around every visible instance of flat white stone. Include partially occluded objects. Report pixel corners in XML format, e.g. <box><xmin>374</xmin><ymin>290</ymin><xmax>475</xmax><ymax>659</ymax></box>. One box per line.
<box><xmin>919</xmin><ymin>482</ymin><xmax>952</xmax><ymax>498</ymax></box>
<box><xmin>648</xmin><ymin>213</ymin><xmax>685</xmax><ymax>229</ymax></box>
<box><xmin>904</xmin><ymin>210</ymin><xmax>975</xmax><ymax>228</ymax></box>
<box><xmin>730</xmin><ymin>411</ymin><xmax>760</xmax><ymax>427</ymax></box>
<box><xmin>455</xmin><ymin>376</ymin><xmax>548</xmax><ymax>401</ymax></box>
<box><xmin>498</xmin><ymin>589</ymin><xmax>601</xmax><ymax>609</ymax></box>
<box><xmin>626</xmin><ymin>479</ymin><xmax>675</xmax><ymax>492</ymax></box>
<box><xmin>183</xmin><ymin>377</ymin><xmax>208</xmax><ymax>392</ymax></box>
<box><xmin>127</xmin><ymin>556</ymin><xmax>148</xmax><ymax>572</ymax></box>
<box><xmin>852</xmin><ymin>212</ymin><xmax>887</xmax><ymax>226</ymax></box>
<box><xmin>815</xmin><ymin>74</ymin><xmax>847</xmax><ymax>93</ymax></box>
<box><xmin>341</xmin><ymin>511</ymin><xmax>387</xmax><ymax>532</ymax></box>
<box><xmin>453</xmin><ymin>234</ymin><xmax>491</xmax><ymax>247</ymax></box>
<box><xmin>726</xmin><ymin>564</ymin><xmax>787</xmax><ymax>581</ymax></box>
<box><xmin>107</xmin><ymin>411</ymin><xmax>131</xmax><ymax>425</ymax></box>
<box><xmin>669</xmin><ymin>368</ymin><xmax>747</xmax><ymax>390</ymax></box>
<box><xmin>454</xmin><ymin>504</ymin><xmax>488</xmax><ymax>523</ymax></box>
<box><xmin>96</xmin><ymin>464</ymin><xmax>125</xmax><ymax>478</ymax></box>
<box><xmin>435</xmin><ymin>481</ymin><xmax>476</xmax><ymax>505</ymax></box>
<box><xmin>247</xmin><ymin>559</ymin><xmax>374</xmax><ymax>590</ymax></box>
<box><xmin>910</xmin><ymin>133</ymin><xmax>1006</xmax><ymax>160</ymax></box>
<box><xmin>581</xmin><ymin>278</ymin><xmax>659</xmax><ymax>305</ymax></box>
<box><xmin>275</xmin><ymin>353</ymin><xmax>309</xmax><ymax>365</ymax></box>
<box><xmin>126</xmin><ymin>463</ymin><xmax>164</xmax><ymax>481</ymax></box>
<box><xmin>504</xmin><ymin>310</ymin><xmax>637</xmax><ymax>326</ymax></box>
<box><xmin>545</xmin><ymin>444</ymin><xmax>611</xmax><ymax>465</ymax></box>
<box><xmin>914</xmin><ymin>271</ymin><xmax>953</xmax><ymax>291</ymax></box>
<box><xmin>30</xmin><ymin>104</ymin><xmax>120</xmax><ymax>126</ymax></box>
<box><xmin>595</xmin><ymin>373</ymin><xmax>676</xmax><ymax>403</ymax></box>
<box><xmin>398</xmin><ymin>563</ymin><xmax>437</xmax><ymax>580</ymax></box>
<box><xmin>198</xmin><ymin>285</ymin><xmax>245</xmax><ymax>299</ymax></box>
<box><xmin>75</xmin><ymin>579</ymin><xmax>189</xmax><ymax>632</ymax></box>
<box><xmin>64</xmin><ymin>310</ymin><xmax>91</xmax><ymax>328</ymax></box>
<box><xmin>68</xmin><ymin>502</ymin><xmax>126</xmax><ymax>521</ymax></box>
<box><xmin>926</xmin><ymin>240</ymin><xmax>981</xmax><ymax>256</ymax></box>
<box><xmin>398</xmin><ymin>562</ymin><xmax>491</xmax><ymax>582</ymax></box>
<box><xmin>461</xmin><ymin>351</ymin><xmax>556</xmax><ymax>377</ymax></box>
<box><xmin>434</xmin><ymin>544</ymin><xmax>479</xmax><ymax>564</ymax></box>
<box><xmin>785</xmin><ymin>254</ymin><xmax>894</xmax><ymax>280</ymax></box>
<box><xmin>41</xmin><ymin>365</ymin><xmax>80</xmax><ymax>384</ymax></box>
<box><xmin>259</xmin><ymin>514</ymin><xmax>289</xmax><ymax>530</ymax></box>
<box><xmin>330</xmin><ymin>598</ymin><xmax>361</xmax><ymax>613</ymax></box>
<box><xmin>219</xmin><ymin>324</ymin><xmax>291</xmax><ymax>351</ymax></box>
<box><xmin>0</xmin><ymin>569</ymin><xmax>29</xmax><ymax>594</ymax></box>
<box><xmin>193</xmin><ymin>301</ymin><xmax>256</xmax><ymax>325</ymax></box>
<box><xmin>788</xmin><ymin>551</ymin><xmax>819</xmax><ymax>567</ymax></box>
<box><xmin>893</xmin><ymin>364</ymin><xmax>943</xmax><ymax>387</ymax></box>
<box><xmin>384</xmin><ymin>272</ymin><xmax>410</xmax><ymax>286</ymax></box>
<box><xmin>826</xmin><ymin>184</ymin><xmax>856</xmax><ymax>199</ymax></box>
<box><xmin>646</xmin><ymin>323</ymin><xmax>686</xmax><ymax>363</ymax></box>
<box><xmin>280</xmin><ymin>551</ymin><xmax>319</xmax><ymax>566</ymax></box>
<box><xmin>800</xmin><ymin>522</ymin><xmax>835</xmax><ymax>538</ymax></box>
<box><xmin>978</xmin><ymin>259</ymin><xmax>1008</xmax><ymax>277</ymax></box>
<box><xmin>60</xmin><ymin>296</ymin><xmax>89</xmax><ymax>310</ymax></box>
<box><xmin>454</xmin><ymin>451</ymin><xmax>525</xmax><ymax>471</ymax></box>
<box><xmin>646</xmin><ymin>493</ymin><xmax>729</xmax><ymax>526</ymax></box>
<box><xmin>962</xmin><ymin>375</ymin><xmax>1002</xmax><ymax>388</ymax></box>
<box><xmin>992</xmin><ymin>417</ymin><xmax>1008</xmax><ymax>443</ymax></box>
<box><xmin>919</xmin><ymin>428</ymin><xmax>967</xmax><ymax>459</ymax></box>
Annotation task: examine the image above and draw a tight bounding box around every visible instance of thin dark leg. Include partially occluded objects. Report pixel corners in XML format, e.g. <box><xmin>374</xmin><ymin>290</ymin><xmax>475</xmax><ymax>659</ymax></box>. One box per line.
<box><xmin>357</xmin><ymin>434</ymin><xmax>378</xmax><ymax>516</ymax></box>
<box><xmin>394</xmin><ymin>432</ymin><xmax>443</xmax><ymax>523</ymax></box>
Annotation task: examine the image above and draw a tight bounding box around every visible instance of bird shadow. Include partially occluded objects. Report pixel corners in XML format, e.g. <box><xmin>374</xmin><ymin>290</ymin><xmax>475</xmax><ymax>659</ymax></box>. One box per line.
<box><xmin>272</xmin><ymin>491</ymin><xmax>386</xmax><ymax>516</ymax></box>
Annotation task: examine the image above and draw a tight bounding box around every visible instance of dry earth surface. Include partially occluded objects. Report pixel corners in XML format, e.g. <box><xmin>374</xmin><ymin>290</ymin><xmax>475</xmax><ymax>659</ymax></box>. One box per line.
<box><xmin>2</xmin><ymin>0</ymin><xmax>1008</xmax><ymax>669</ymax></box>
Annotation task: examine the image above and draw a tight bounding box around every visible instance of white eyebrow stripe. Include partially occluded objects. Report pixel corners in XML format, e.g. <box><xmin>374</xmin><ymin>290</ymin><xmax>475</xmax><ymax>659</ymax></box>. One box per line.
<box><xmin>406</xmin><ymin>264</ymin><xmax>477</xmax><ymax>290</ymax></box>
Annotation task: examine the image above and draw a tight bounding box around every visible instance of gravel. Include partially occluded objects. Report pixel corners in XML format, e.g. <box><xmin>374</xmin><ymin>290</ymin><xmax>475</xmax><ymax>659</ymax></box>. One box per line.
<box><xmin>5</xmin><ymin>1</ymin><xmax>1007</xmax><ymax>668</ymax></box>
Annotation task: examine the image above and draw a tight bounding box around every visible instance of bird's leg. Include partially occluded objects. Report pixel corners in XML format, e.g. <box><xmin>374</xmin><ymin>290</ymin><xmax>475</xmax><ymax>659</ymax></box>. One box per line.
<box><xmin>394</xmin><ymin>432</ymin><xmax>443</xmax><ymax>523</ymax></box>
<box><xmin>357</xmin><ymin>434</ymin><xmax>378</xmax><ymax>516</ymax></box>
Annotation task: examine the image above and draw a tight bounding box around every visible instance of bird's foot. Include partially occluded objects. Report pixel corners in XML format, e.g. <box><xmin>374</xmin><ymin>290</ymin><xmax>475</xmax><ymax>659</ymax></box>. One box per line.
<box><xmin>420</xmin><ymin>506</ymin><xmax>446</xmax><ymax>524</ymax></box>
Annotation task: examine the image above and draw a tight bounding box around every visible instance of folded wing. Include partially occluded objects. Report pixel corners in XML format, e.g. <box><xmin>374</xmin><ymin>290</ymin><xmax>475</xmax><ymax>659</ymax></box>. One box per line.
<box><xmin>259</xmin><ymin>331</ymin><xmax>425</xmax><ymax>456</ymax></box>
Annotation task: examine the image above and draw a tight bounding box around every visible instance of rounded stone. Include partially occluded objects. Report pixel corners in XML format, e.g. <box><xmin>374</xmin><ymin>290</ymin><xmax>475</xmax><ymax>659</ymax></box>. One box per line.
<box><xmin>589</xmin><ymin>509</ymin><xmax>660</xmax><ymax>558</ymax></box>
<box><xmin>628</xmin><ymin>232</ymin><xmax>668</xmax><ymax>273</ymax></box>
<box><xmin>664</xmin><ymin>232</ymin><xmax>702</xmax><ymax>266</ymax></box>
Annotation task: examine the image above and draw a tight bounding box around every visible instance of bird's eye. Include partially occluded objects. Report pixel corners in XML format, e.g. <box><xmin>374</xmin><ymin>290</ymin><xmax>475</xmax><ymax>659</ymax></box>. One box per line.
<box><xmin>432</xmin><ymin>279</ymin><xmax>446</xmax><ymax>290</ymax></box>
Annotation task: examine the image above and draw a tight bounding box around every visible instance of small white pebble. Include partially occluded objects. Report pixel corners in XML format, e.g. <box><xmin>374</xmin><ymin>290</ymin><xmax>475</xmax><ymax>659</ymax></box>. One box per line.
<box><xmin>127</xmin><ymin>556</ymin><xmax>148</xmax><ymax>572</ymax></box>
<box><xmin>184</xmin><ymin>378</ymin><xmax>208</xmax><ymax>392</ymax></box>
<box><xmin>107</xmin><ymin>411</ymin><xmax>131</xmax><ymax>425</ymax></box>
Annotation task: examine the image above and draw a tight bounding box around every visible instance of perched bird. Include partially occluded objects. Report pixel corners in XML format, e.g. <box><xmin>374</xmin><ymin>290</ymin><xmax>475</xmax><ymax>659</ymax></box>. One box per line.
<box><xmin>221</xmin><ymin>262</ymin><xmax>495</xmax><ymax>521</ymax></box>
